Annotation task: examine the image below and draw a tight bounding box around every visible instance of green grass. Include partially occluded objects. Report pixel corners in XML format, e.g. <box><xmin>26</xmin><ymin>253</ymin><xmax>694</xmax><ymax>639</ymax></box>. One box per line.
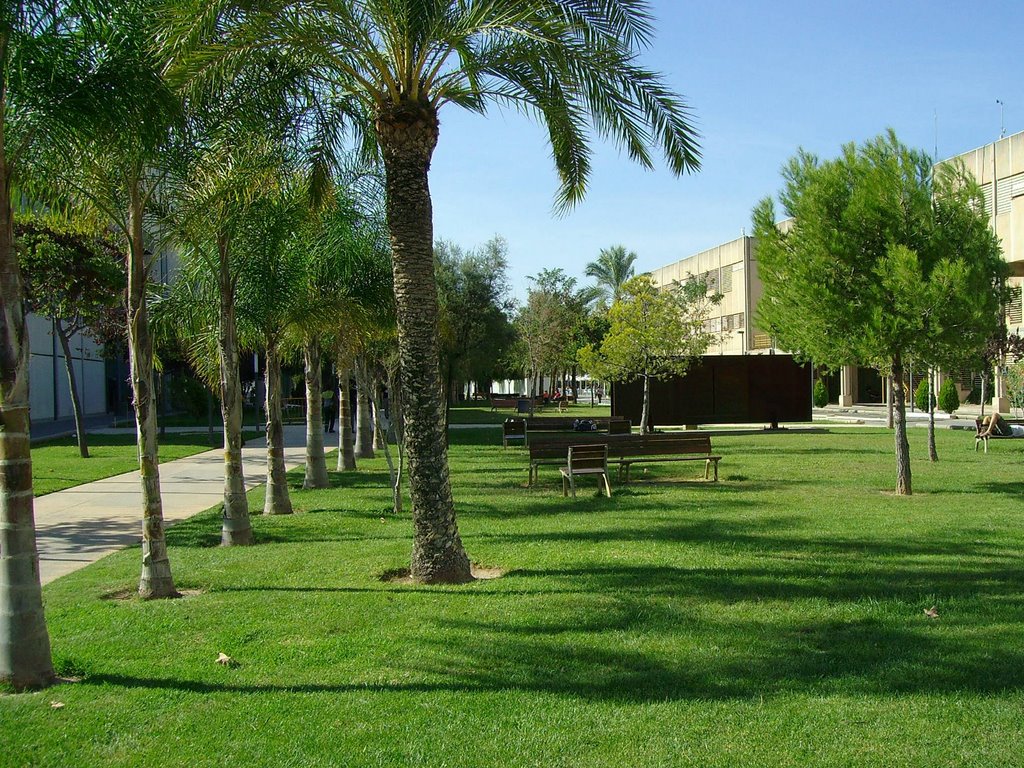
<box><xmin>31</xmin><ymin>432</ymin><xmax>260</xmax><ymax>496</ymax></box>
<box><xmin>4</xmin><ymin>428</ymin><xmax>1024</xmax><ymax>766</ymax></box>
<box><xmin>449</xmin><ymin>401</ymin><xmax>613</xmax><ymax>424</ymax></box>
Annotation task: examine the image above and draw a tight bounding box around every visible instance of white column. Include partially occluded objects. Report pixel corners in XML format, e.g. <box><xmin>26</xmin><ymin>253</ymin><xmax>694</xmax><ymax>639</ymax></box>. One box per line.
<box><xmin>993</xmin><ymin>366</ymin><xmax>1011</xmax><ymax>414</ymax></box>
<box><xmin>839</xmin><ymin>365</ymin><xmax>857</xmax><ymax>407</ymax></box>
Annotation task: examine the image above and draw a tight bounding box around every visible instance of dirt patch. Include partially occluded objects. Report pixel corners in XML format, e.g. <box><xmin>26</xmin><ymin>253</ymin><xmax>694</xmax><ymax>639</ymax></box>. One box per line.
<box><xmin>380</xmin><ymin>564</ymin><xmax>505</xmax><ymax>585</ymax></box>
<box><xmin>100</xmin><ymin>588</ymin><xmax>205</xmax><ymax>602</ymax></box>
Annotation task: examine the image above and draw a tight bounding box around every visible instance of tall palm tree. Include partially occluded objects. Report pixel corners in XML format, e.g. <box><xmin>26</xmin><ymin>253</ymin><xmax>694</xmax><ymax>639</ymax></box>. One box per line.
<box><xmin>586</xmin><ymin>245</ymin><xmax>638</xmax><ymax>307</ymax></box>
<box><xmin>165</xmin><ymin>0</ymin><xmax>700</xmax><ymax>583</ymax></box>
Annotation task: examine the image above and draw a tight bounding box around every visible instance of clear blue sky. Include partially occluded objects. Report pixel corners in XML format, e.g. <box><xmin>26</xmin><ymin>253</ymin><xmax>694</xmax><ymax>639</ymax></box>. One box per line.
<box><xmin>425</xmin><ymin>0</ymin><xmax>1022</xmax><ymax>300</ymax></box>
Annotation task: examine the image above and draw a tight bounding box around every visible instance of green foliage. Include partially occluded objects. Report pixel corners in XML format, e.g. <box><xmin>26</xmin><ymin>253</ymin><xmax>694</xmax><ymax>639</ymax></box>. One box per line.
<box><xmin>167</xmin><ymin>374</ymin><xmax>212</xmax><ymax>419</ymax></box>
<box><xmin>752</xmin><ymin>132</ymin><xmax>1007</xmax><ymax>374</ymax></box>
<box><xmin>1004</xmin><ymin>361</ymin><xmax>1024</xmax><ymax>414</ymax></box>
<box><xmin>515</xmin><ymin>269</ymin><xmax>593</xmax><ymax>386</ymax></box>
<box><xmin>812</xmin><ymin>379</ymin><xmax>829</xmax><ymax>408</ymax></box>
<box><xmin>578</xmin><ymin>274</ymin><xmax>720</xmax><ymax>384</ymax></box>
<box><xmin>585</xmin><ymin>245</ymin><xmax>638</xmax><ymax>307</ymax></box>
<box><xmin>435</xmin><ymin>237</ymin><xmax>516</xmax><ymax>395</ymax></box>
<box><xmin>937</xmin><ymin>378</ymin><xmax>960</xmax><ymax>415</ymax></box>
<box><xmin>15</xmin><ymin>215</ymin><xmax>124</xmax><ymax>337</ymax></box>
<box><xmin>914</xmin><ymin>379</ymin><xmax>934</xmax><ymax>412</ymax></box>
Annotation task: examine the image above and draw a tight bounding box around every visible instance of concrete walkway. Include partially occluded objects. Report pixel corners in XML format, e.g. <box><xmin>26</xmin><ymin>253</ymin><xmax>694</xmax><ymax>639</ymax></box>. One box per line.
<box><xmin>34</xmin><ymin>425</ymin><xmax>313</xmax><ymax>585</ymax></box>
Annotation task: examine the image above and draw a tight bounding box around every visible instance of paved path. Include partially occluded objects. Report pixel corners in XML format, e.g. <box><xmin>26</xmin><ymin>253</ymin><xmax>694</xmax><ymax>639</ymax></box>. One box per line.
<box><xmin>34</xmin><ymin>425</ymin><xmax>312</xmax><ymax>585</ymax></box>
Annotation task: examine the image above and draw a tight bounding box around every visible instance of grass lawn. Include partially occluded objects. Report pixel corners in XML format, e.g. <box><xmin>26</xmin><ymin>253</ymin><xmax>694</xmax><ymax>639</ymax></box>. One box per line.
<box><xmin>3</xmin><ymin>427</ymin><xmax>1024</xmax><ymax>766</ymax></box>
<box><xmin>31</xmin><ymin>432</ymin><xmax>260</xmax><ymax>497</ymax></box>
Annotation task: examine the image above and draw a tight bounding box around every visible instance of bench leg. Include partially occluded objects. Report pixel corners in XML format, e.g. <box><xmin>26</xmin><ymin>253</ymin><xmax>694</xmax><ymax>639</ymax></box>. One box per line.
<box><xmin>562</xmin><ymin>474</ymin><xmax>568</xmax><ymax>497</ymax></box>
<box><xmin>704</xmin><ymin>459</ymin><xmax>710</xmax><ymax>480</ymax></box>
<box><xmin>569</xmin><ymin>474</ymin><xmax>576</xmax><ymax>499</ymax></box>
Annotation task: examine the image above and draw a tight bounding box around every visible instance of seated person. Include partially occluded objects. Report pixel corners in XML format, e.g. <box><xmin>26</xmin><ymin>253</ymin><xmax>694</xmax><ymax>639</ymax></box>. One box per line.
<box><xmin>981</xmin><ymin>413</ymin><xmax>1024</xmax><ymax>437</ymax></box>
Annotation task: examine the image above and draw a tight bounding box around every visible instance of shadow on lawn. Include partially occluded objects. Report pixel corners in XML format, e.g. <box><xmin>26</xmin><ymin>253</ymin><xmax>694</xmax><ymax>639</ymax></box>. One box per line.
<box><xmin>84</xmin><ymin>602</ymin><xmax>1024</xmax><ymax>702</ymax></box>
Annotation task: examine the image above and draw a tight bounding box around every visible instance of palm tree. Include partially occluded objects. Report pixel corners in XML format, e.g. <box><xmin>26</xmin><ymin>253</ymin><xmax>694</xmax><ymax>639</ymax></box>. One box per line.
<box><xmin>586</xmin><ymin>245</ymin><xmax>638</xmax><ymax>307</ymax></box>
<box><xmin>166</xmin><ymin>0</ymin><xmax>700</xmax><ymax>583</ymax></box>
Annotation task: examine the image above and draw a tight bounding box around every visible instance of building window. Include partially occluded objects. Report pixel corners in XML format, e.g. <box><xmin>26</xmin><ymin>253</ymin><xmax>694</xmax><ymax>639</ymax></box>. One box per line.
<box><xmin>1008</xmin><ymin>286</ymin><xmax>1023</xmax><ymax>324</ymax></box>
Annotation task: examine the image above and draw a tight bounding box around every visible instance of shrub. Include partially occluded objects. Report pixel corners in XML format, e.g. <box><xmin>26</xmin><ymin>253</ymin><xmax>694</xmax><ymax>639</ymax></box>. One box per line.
<box><xmin>938</xmin><ymin>379</ymin><xmax>960</xmax><ymax>415</ymax></box>
<box><xmin>812</xmin><ymin>379</ymin><xmax>829</xmax><ymax>408</ymax></box>
<box><xmin>914</xmin><ymin>378</ymin><xmax>934</xmax><ymax>411</ymax></box>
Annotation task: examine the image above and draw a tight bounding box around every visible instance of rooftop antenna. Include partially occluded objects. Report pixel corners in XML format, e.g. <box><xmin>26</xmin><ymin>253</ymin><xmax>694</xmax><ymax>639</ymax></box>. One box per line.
<box><xmin>996</xmin><ymin>99</ymin><xmax>1005</xmax><ymax>138</ymax></box>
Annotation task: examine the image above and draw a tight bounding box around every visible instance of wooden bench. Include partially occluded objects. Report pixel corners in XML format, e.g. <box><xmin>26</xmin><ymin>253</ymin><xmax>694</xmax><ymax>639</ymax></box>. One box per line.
<box><xmin>528</xmin><ymin>433</ymin><xmax>719</xmax><ymax>485</ymax></box>
<box><xmin>490</xmin><ymin>397</ymin><xmax>518</xmax><ymax>412</ymax></box>
<box><xmin>975</xmin><ymin>417</ymin><xmax>1024</xmax><ymax>453</ymax></box>
<box><xmin>525</xmin><ymin>416</ymin><xmax>630</xmax><ymax>432</ymax></box>
<box><xmin>560</xmin><ymin>444</ymin><xmax>612</xmax><ymax>499</ymax></box>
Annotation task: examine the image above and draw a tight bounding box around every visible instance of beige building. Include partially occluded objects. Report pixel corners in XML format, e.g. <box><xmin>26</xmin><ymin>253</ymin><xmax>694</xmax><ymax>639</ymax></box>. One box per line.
<box><xmin>647</xmin><ymin>233</ymin><xmax>777</xmax><ymax>356</ymax></box>
<box><xmin>938</xmin><ymin>130</ymin><xmax>1024</xmax><ymax>411</ymax></box>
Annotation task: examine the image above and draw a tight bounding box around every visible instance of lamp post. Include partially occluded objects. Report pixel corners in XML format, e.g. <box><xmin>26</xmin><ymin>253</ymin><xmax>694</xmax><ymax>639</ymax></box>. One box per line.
<box><xmin>737</xmin><ymin>329</ymin><xmax>745</xmax><ymax>355</ymax></box>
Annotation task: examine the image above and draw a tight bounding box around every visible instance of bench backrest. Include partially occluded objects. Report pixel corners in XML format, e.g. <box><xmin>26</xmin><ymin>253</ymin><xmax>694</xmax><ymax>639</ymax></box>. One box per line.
<box><xmin>567</xmin><ymin>444</ymin><xmax>608</xmax><ymax>472</ymax></box>
<box><xmin>529</xmin><ymin>434</ymin><xmax>713</xmax><ymax>460</ymax></box>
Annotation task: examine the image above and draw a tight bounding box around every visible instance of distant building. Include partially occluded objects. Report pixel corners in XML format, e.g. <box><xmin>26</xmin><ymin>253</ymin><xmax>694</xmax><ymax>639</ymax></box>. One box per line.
<box><xmin>936</xmin><ymin>129</ymin><xmax>1024</xmax><ymax>411</ymax></box>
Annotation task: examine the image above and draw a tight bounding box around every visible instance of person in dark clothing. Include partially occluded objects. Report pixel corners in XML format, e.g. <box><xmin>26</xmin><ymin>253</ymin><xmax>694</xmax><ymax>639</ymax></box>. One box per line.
<box><xmin>323</xmin><ymin>389</ymin><xmax>337</xmax><ymax>433</ymax></box>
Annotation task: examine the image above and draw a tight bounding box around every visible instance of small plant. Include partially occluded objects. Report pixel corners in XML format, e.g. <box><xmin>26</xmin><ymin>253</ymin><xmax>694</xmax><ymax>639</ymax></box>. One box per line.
<box><xmin>812</xmin><ymin>379</ymin><xmax>829</xmax><ymax>408</ymax></box>
<box><xmin>914</xmin><ymin>378</ymin><xmax>934</xmax><ymax>412</ymax></box>
<box><xmin>938</xmin><ymin>379</ymin><xmax>960</xmax><ymax>415</ymax></box>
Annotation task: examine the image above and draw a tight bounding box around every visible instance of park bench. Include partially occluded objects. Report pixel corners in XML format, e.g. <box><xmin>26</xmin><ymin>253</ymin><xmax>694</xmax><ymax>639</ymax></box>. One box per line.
<box><xmin>503</xmin><ymin>418</ymin><xmax>527</xmax><ymax>448</ymax></box>
<box><xmin>527</xmin><ymin>432</ymin><xmax>719</xmax><ymax>485</ymax></box>
<box><xmin>490</xmin><ymin>397</ymin><xmax>518</xmax><ymax>412</ymax></box>
<box><xmin>525</xmin><ymin>416</ymin><xmax>630</xmax><ymax>433</ymax></box>
<box><xmin>974</xmin><ymin>416</ymin><xmax>1024</xmax><ymax>453</ymax></box>
<box><xmin>560</xmin><ymin>444</ymin><xmax>612</xmax><ymax>499</ymax></box>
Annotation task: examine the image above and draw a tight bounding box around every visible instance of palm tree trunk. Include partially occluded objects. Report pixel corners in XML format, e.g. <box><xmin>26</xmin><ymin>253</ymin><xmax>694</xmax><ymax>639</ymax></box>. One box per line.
<box><xmin>337</xmin><ymin>367</ymin><xmax>356</xmax><ymax>471</ymax></box>
<box><xmin>216</xmin><ymin>236</ymin><xmax>252</xmax><ymax>545</ymax></box>
<box><xmin>302</xmin><ymin>338</ymin><xmax>329</xmax><ymax>489</ymax></box>
<box><xmin>0</xmin><ymin>134</ymin><xmax>54</xmax><ymax>688</ymax></box>
<box><xmin>263</xmin><ymin>342</ymin><xmax>292</xmax><ymax>515</ymax></box>
<box><xmin>377</xmin><ymin>102</ymin><xmax>471</xmax><ymax>583</ymax></box>
<box><xmin>980</xmin><ymin>369</ymin><xmax>987</xmax><ymax>420</ymax></box>
<box><xmin>355</xmin><ymin>359</ymin><xmax>375</xmax><ymax>459</ymax></box>
<box><xmin>373</xmin><ymin>380</ymin><xmax>386</xmax><ymax>451</ymax></box>
<box><xmin>892</xmin><ymin>354</ymin><xmax>912</xmax><ymax>495</ymax></box>
<box><xmin>55</xmin><ymin>320</ymin><xmax>88</xmax><ymax>458</ymax></box>
<box><xmin>127</xmin><ymin>187</ymin><xmax>177</xmax><ymax>598</ymax></box>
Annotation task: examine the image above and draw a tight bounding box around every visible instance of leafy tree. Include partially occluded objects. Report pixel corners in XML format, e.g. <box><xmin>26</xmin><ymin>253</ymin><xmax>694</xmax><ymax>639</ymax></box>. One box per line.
<box><xmin>585</xmin><ymin>245</ymin><xmax>638</xmax><ymax>308</ymax></box>
<box><xmin>914</xmin><ymin>378</ymin><xmax>933</xmax><ymax>413</ymax></box>
<box><xmin>812</xmin><ymin>379</ymin><xmax>828</xmax><ymax>409</ymax></box>
<box><xmin>938</xmin><ymin>378</ymin><xmax>960</xmax><ymax>416</ymax></box>
<box><xmin>165</xmin><ymin>0</ymin><xmax>701</xmax><ymax>584</ymax></box>
<box><xmin>752</xmin><ymin>132</ymin><xmax>1006</xmax><ymax>495</ymax></box>
<box><xmin>16</xmin><ymin>217</ymin><xmax>123</xmax><ymax>458</ymax></box>
<box><xmin>435</xmin><ymin>236</ymin><xmax>516</xmax><ymax>407</ymax></box>
<box><xmin>578</xmin><ymin>274</ymin><xmax>720</xmax><ymax>432</ymax></box>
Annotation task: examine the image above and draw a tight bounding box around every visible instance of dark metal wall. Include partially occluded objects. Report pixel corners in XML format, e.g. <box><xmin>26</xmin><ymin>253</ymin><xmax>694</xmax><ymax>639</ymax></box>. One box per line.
<box><xmin>611</xmin><ymin>355</ymin><xmax>813</xmax><ymax>428</ymax></box>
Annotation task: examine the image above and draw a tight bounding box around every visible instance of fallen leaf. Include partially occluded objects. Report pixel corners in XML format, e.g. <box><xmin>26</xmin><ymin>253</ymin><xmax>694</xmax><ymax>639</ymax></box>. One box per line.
<box><xmin>216</xmin><ymin>652</ymin><xmax>235</xmax><ymax>666</ymax></box>
<box><xmin>50</xmin><ymin>701</ymin><xmax>64</xmax><ymax>709</ymax></box>
<box><xmin>923</xmin><ymin>606</ymin><xmax>939</xmax><ymax>619</ymax></box>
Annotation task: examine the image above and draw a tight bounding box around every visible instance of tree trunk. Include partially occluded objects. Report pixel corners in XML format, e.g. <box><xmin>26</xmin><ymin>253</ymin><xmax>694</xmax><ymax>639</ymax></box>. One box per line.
<box><xmin>0</xmin><ymin>135</ymin><xmax>55</xmax><ymax>688</ymax></box>
<box><xmin>127</xmin><ymin>187</ymin><xmax>177</xmax><ymax>598</ymax></box>
<box><xmin>302</xmin><ymin>338</ymin><xmax>329</xmax><ymax>489</ymax></box>
<box><xmin>216</xmin><ymin>236</ymin><xmax>252</xmax><ymax>544</ymax></box>
<box><xmin>377</xmin><ymin>101</ymin><xmax>471</xmax><ymax>583</ymax></box>
<box><xmin>364</xmin><ymin>369</ymin><xmax>401</xmax><ymax>515</ymax></box>
<box><xmin>892</xmin><ymin>355</ymin><xmax>912</xmax><ymax>495</ymax></box>
<box><xmin>55</xmin><ymin>320</ymin><xmax>89</xmax><ymax>458</ymax></box>
<box><xmin>373</xmin><ymin>380</ymin><xmax>386</xmax><ymax>451</ymax></box>
<box><xmin>640</xmin><ymin>373</ymin><xmax>651</xmax><ymax>433</ymax></box>
<box><xmin>263</xmin><ymin>343</ymin><xmax>292</xmax><ymax>515</ymax></box>
<box><xmin>337</xmin><ymin>367</ymin><xmax>356</xmax><ymax>471</ymax></box>
<box><xmin>980</xmin><ymin>369</ymin><xmax>987</xmax><ymax>420</ymax></box>
<box><xmin>886</xmin><ymin>374</ymin><xmax>894</xmax><ymax>430</ymax></box>
<box><xmin>355</xmin><ymin>359</ymin><xmax>375</xmax><ymax>459</ymax></box>
<box><xmin>927</xmin><ymin>370</ymin><xmax>938</xmax><ymax>462</ymax></box>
